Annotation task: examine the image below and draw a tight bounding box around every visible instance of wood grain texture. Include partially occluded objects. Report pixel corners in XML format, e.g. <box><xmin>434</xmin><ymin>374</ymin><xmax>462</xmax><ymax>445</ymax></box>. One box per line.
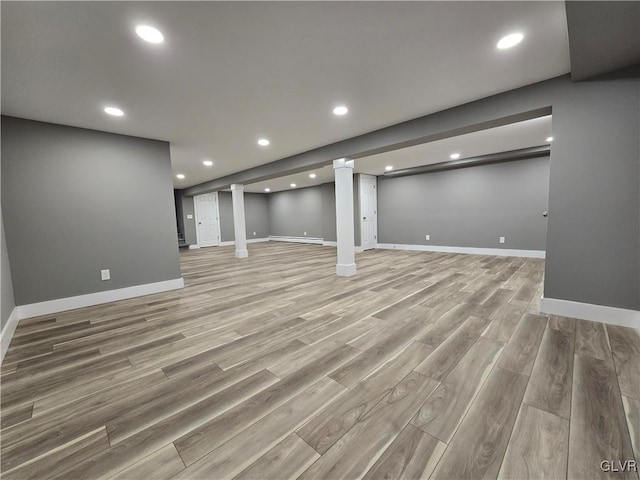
<box><xmin>498</xmin><ymin>404</ymin><xmax>569</xmax><ymax>480</ymax></box>
<box><xmin>0</xmin><ymin>243</ymin><xmax>623</xmax><ymax>480</ymax></box>
<box><xmin>575</xmin><ymin>320</ymin><xmax>611</xmax><ymax>360</ymax></box>
<box><xmin>174</xmin><ymin>377</ymin><xmax>345</xmax><ymax>479</ymax></box>
<box><xmin>411</xmin><ymin>336</ymin><xmax>503</xmax><ymax>443</ymax></box>
<box><xmin>481</xmin><ymin>300</ymin><xmax>527</xmax><ymax>344</ymax></box>
<box><xmin>607</xmin><ymin>325</ymin><xmax>640</xmax><ymax>400</ymax></box>
<box><xmin>174</xmin><ymin>345</ymin><xmax>357</xmax><ymax>466</ymax></box>
<box><xmin>329</xmin><ymin>317</ymin><xmax>430</xmax><ymax>388</ymax></box>
<box><xmin>298</xmin><ymin>372</ymin><xmax>439</xmax><ymax>480</ymax></box>
<box><xmin>548</xmin><ymin>315</ymin><xmax>575</xmax><ymax>334</ymax></box>
<box><xmin>1</xmin><ymin>403</ymin><xmax>33</xmax><ymax>429</ymax></box>
<box><xmin>569</xmin><ymin>354</ymin><xmax>637</xmax><ymax>480</ymax></box>
<box><xmin>51</xmin><ymin>369</ymin><xmax>280</xmax><ymax>479</ymax></box>
<box><xmin>497</xmin><ymin>312</ymin><xmax>547</xmax><ymax>376</ymax></box>
<box><xmin>297</xmin><ymin>341</ymin><xmax>433</xmax><ymax>454</ymax></box>
<box><xmin>2</xmin><ymin>427</ymin><xmax>110</xmax><ymax>480</ymax></box>
<box><xmin>362</xmin><ymin>424</ymin><xmax>446</xmax><ymax>480</ymax></box>
<box><xmin>414</xmin><ymin>315</ymin><xmax>490</xmax><ymax>381</ymax></box>
<box><xmin>621</xmin><ymin>395</ymin><xmax>640</xmax><ymax>466</ymax></box>
<box><xmin>109</xmin><ymin>443</ymin><xmax>185</xmax><ymax>480</ymax></box>
<box><xmin>432</xmin><ymin>367</ymin><xmax>529</xmax><ymax>480</ymax></box>
<box><xmin>233</xmin><ymin>433</ymin><xmax>319</xmax><ymax>480</ymax></box>
<box><xmin>524</xmin><ymin>325</ymin><xmax>575</xmax><ymax>419</ymax></box>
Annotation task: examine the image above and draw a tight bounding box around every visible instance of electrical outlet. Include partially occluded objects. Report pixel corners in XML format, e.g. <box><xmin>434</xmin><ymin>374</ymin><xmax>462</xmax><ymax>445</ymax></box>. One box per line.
<box><xmin>187</xmin><ymin>214</ymin><xmax>193</xmax><ymax>219</ymax></box>
<box><xmin>499</xmin><ymin>236</ymin><xmax>505</xmax><ymax>244</ymax></box>
<box><xmin>101</xmin><ymin>269</ymin><xmax>110</xmax><ymax>281</ymax></box>
<box><xmin>425</xmin><ymin>234</ymin><xmax>430</xmax><ymax>240</ymax></box>
<box><xmin>253</xmin><ymin>231</ymin><xmax>256</xmax><ymax>236</ymax></box>
<box><xmin>304</xmin><ymin>231</ymin><xmax>307</xmax><ymax>236</ymax></box>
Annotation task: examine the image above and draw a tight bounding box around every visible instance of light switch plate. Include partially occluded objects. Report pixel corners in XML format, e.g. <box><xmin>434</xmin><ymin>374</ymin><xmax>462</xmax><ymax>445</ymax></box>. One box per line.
<box><xmin>101</xmin><ymin>269</ymin><xmax>110</xmax><ymax>281</ymax></box>
<box><xmin>187</xmin><ymin>214</ymin><xmax>193</xmax><ymax>219</ymax></box>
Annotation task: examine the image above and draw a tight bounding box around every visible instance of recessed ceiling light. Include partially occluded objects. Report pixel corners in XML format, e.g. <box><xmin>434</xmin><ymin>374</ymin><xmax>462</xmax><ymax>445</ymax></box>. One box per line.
<box><xmin>385</xmin><ymin>166</ymin><xmax>393</xmax><ymax>171</ymax></box>
<box><xmin>497</xmin><ymin>33</ymin><xmax>524</xmax><ymax>50</ymax></box>
<box><xmin>176</xmin><ymin>174</ymin><xmax>185</xmax><ymax>179</ymax></box>
<box><xmin>333</xmin><ymin>106</ymin><xmax>348</xmax><ymax>116</ymax></box>
<box><xmin>450</xmin><ymin>153</ymin><xmax>461</xmax><ymax>160</ymax></box>
<box><xmin>290</xmin><ymin>183</ymin><xmax>296</xmax><ymax>188</ymax></box>
<box><xmin>104</xmin><ymin>106</ymin><xmax>124</xmax><ymax>117</ymax></box>
<box><xmin>264</xmin><ymin>188</ymin><xmax>271</xmax><ymax>192</ymax></box>
<box><xmin>203</xmin><ymin>159</ymin><xmax>213</xmax><ymax>167</ymax></box>
<box><xmin>258</xmin><ymin>138</ymin><xmax>270</xmax><ymax>146</ymax></box>
<box><xmin>309</xmin><ymin>173</ymin><xmax>317</xmax><ymax>178</ymax></box>
<box><xmin>136</xmin><ymin>25</ymin><xmax>164</xmax><ymax>44</ymax></box>
<box><xmin>546</xmin><ymin>136</ymin><xmax>554</xmax><ymax>142</ymax></box>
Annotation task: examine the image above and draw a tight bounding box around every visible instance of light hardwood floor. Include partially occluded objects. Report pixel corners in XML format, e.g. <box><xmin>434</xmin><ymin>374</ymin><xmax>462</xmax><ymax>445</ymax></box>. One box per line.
<box><xmin>1</xmin><ymin>243</ymin><xmax>638</xmax><ymax>480</ymax></box>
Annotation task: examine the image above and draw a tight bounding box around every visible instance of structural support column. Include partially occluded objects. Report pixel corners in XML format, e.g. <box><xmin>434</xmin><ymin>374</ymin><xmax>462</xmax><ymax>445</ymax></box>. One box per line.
<box><xmin>333</xmin><ymin>158</ymin><xmax>357</xmax><ymax>277</ymax></box>
<box><xmin>230</xmin><ymin>184</ymin><xmax>248</xmax><ymax>258</ymax></box>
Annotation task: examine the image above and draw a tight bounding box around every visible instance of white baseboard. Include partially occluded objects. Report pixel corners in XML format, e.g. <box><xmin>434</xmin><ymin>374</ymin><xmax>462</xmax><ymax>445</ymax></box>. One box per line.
<box><xmin>540</xmin><ymin>297</ymin><xmax>639</xmax><ymax>329</ymax></box>
<box><xmin>188</xmin><ymin>244</ymin><xmax>200</xmax><ymax>249</ymax></box>
<box><xmin>376</xmin><ymin>243</ymin><xmax>546</xmax><ymax>258</ymax></box>
<box><xmin>17</xmin><ymin>278</ymin><xmax>185</xmax><ymax>321</ymax></box>
<box><xmin>336</xmin><ymin>263</ymin><xmax>357</xmax><ymax>277</ymax></box>
<box><xmin>1</xmin><ymin>307</ymin><xmax>20</xmax><ymax>364</ymax></box>
<box><xmin>268</xmin><ymin>236</ymin><xmax>324</xmax><ymax>245</ymax></box>
<box><xmin>220</xmin><ymin>238</ymin><xmax>269</xmax><ymax>247</ymax></box>
<box><xmin>321</xmin><ymin>240</ymin><xmax>364</xmax><ymax>253</ymax></box>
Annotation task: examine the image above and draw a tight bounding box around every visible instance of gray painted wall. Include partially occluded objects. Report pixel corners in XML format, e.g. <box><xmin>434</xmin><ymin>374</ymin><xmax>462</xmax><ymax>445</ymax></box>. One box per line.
<box><xmin>269</xmin><ymin>179</ymin><xmax>361</xmax><ymax>246</ymax></box>
<box><xmin>218</xmin><ymin>192</ymin><xmax>270</xmax><ymax>242</ymax></box>
<box><xmin>321</xmin><ymin>183</ymin><xmax>337</xmax><ymax>242</ymax></box>
<box><xmin>219</xmin><ymin>192</ymin><xmax>234</xmax><ymax>242</ymax></box>
<box><xmin>545</xmin><ymin>70</ymin><xmax>639</xmax><ymax>310</ymax></box>
<box><xmin>174</xmin><ymin>191</ymin><xmax>197</xmax><ymax>246</ymax></box>
<box><xmin>269</xmin><ymin>186</ymin><xmax>324</xmax><ymax>238</ymax></box>
<box><xmin>1</xmin><ymin>116</ymin><xmax>182</xmax><ymax>305</ymax></box>
<box><xmin>1</xmin><ymin>211</ymin><xmax>16</xmax><ymax>331</ymax></box>
<box><xmin>181</xmin><ymin>195</ymin><xmax>197</xmax><ymax>246</ymax></box>
<box><xmin>378</xmin><ymin>157</ymin><xmax>550</xmax><ymax>250</ymax></box>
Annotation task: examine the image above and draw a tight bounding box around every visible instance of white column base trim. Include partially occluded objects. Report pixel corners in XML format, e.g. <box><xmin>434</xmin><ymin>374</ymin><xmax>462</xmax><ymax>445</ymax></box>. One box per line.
<box><xmin>188</xmin><ymin>244</ymin><xmax>200</xmax><ymax>249</ymax></box>
<box><xmin>540</xmin><ymin>297</ymin><xmax>640</xmax><ymax>329</ymax></box>
<box><xmin>17</xmin><ymin>278</ymin><xmax>185</xmax><ymax>321</ymax></box>
<box><xmin>1</xmin><ymin>307</ymin><xmax>20</xmax><ymax>364</ymax></box>
<box><xmin>376</xmin><ymin>243</ymin><xmax>546</xmax><ymax>258</ymax></box>
<box><xmin>336</xmin><ymin>263</ymin><xmax>357</xmax><ymax>277</ymax></box>
<box><xmin>235</xmin><ymin>249</ymin><xmax>249</xmax><ymax>258</ymax></box>
<box><xmin>268</xmin><ymin>236</ymin><xmax>324</xmax><ymax>245</ymax></box>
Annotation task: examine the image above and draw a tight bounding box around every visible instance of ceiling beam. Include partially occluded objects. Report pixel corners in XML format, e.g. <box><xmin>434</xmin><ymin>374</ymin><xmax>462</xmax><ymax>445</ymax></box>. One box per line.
<box><xmin>183</xmin><ymin>73</ymin><xmax>562</xmax><ymax>197</ymax></box>
<box><xmin>382</xmin><ymin>145</ymin><xmax>550</xmax><ymax>178</ymax></box>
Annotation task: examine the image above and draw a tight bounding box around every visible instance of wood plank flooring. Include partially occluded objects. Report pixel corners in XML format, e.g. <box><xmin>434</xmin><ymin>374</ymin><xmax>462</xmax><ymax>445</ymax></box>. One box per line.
<box><xmin>1</xmin><ymin>242</ymin><xmax>638</xmax><ymax>479</ymax></box>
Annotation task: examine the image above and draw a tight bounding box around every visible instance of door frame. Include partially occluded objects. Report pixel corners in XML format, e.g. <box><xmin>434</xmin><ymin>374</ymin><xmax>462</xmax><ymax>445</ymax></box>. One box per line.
<box><xmin>193</xmin><ymin>192</ymin><xmax>222</xmax><ymax>248</ymax></box>
<box><xmin>359</xmin><ymin>174</ymin><xmax>378</xmax><ymax>251</ymax></box>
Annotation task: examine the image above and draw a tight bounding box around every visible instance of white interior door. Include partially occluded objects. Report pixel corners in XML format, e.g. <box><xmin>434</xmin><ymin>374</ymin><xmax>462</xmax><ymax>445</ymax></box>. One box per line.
<box><xmin>360</xmin><ymin>174</ymin><xmax>378</xmax><ymax>250</ymax></box>
<box><xmin>194</xmin><ymin>193</ymin><xmax>220</xmax><ymax>247</ymax></box>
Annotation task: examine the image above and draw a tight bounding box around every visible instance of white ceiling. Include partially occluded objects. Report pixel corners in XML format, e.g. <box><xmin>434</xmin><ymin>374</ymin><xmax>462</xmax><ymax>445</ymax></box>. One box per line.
<box><xmin>1</xmin><ymin>2</ymin><xmax>570</xmax><ymax>189</ymax></box>
<box><xmin>244</xmin><ymin>115</ymin><xmax>553</xmax><ymax>192</ymax></box>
